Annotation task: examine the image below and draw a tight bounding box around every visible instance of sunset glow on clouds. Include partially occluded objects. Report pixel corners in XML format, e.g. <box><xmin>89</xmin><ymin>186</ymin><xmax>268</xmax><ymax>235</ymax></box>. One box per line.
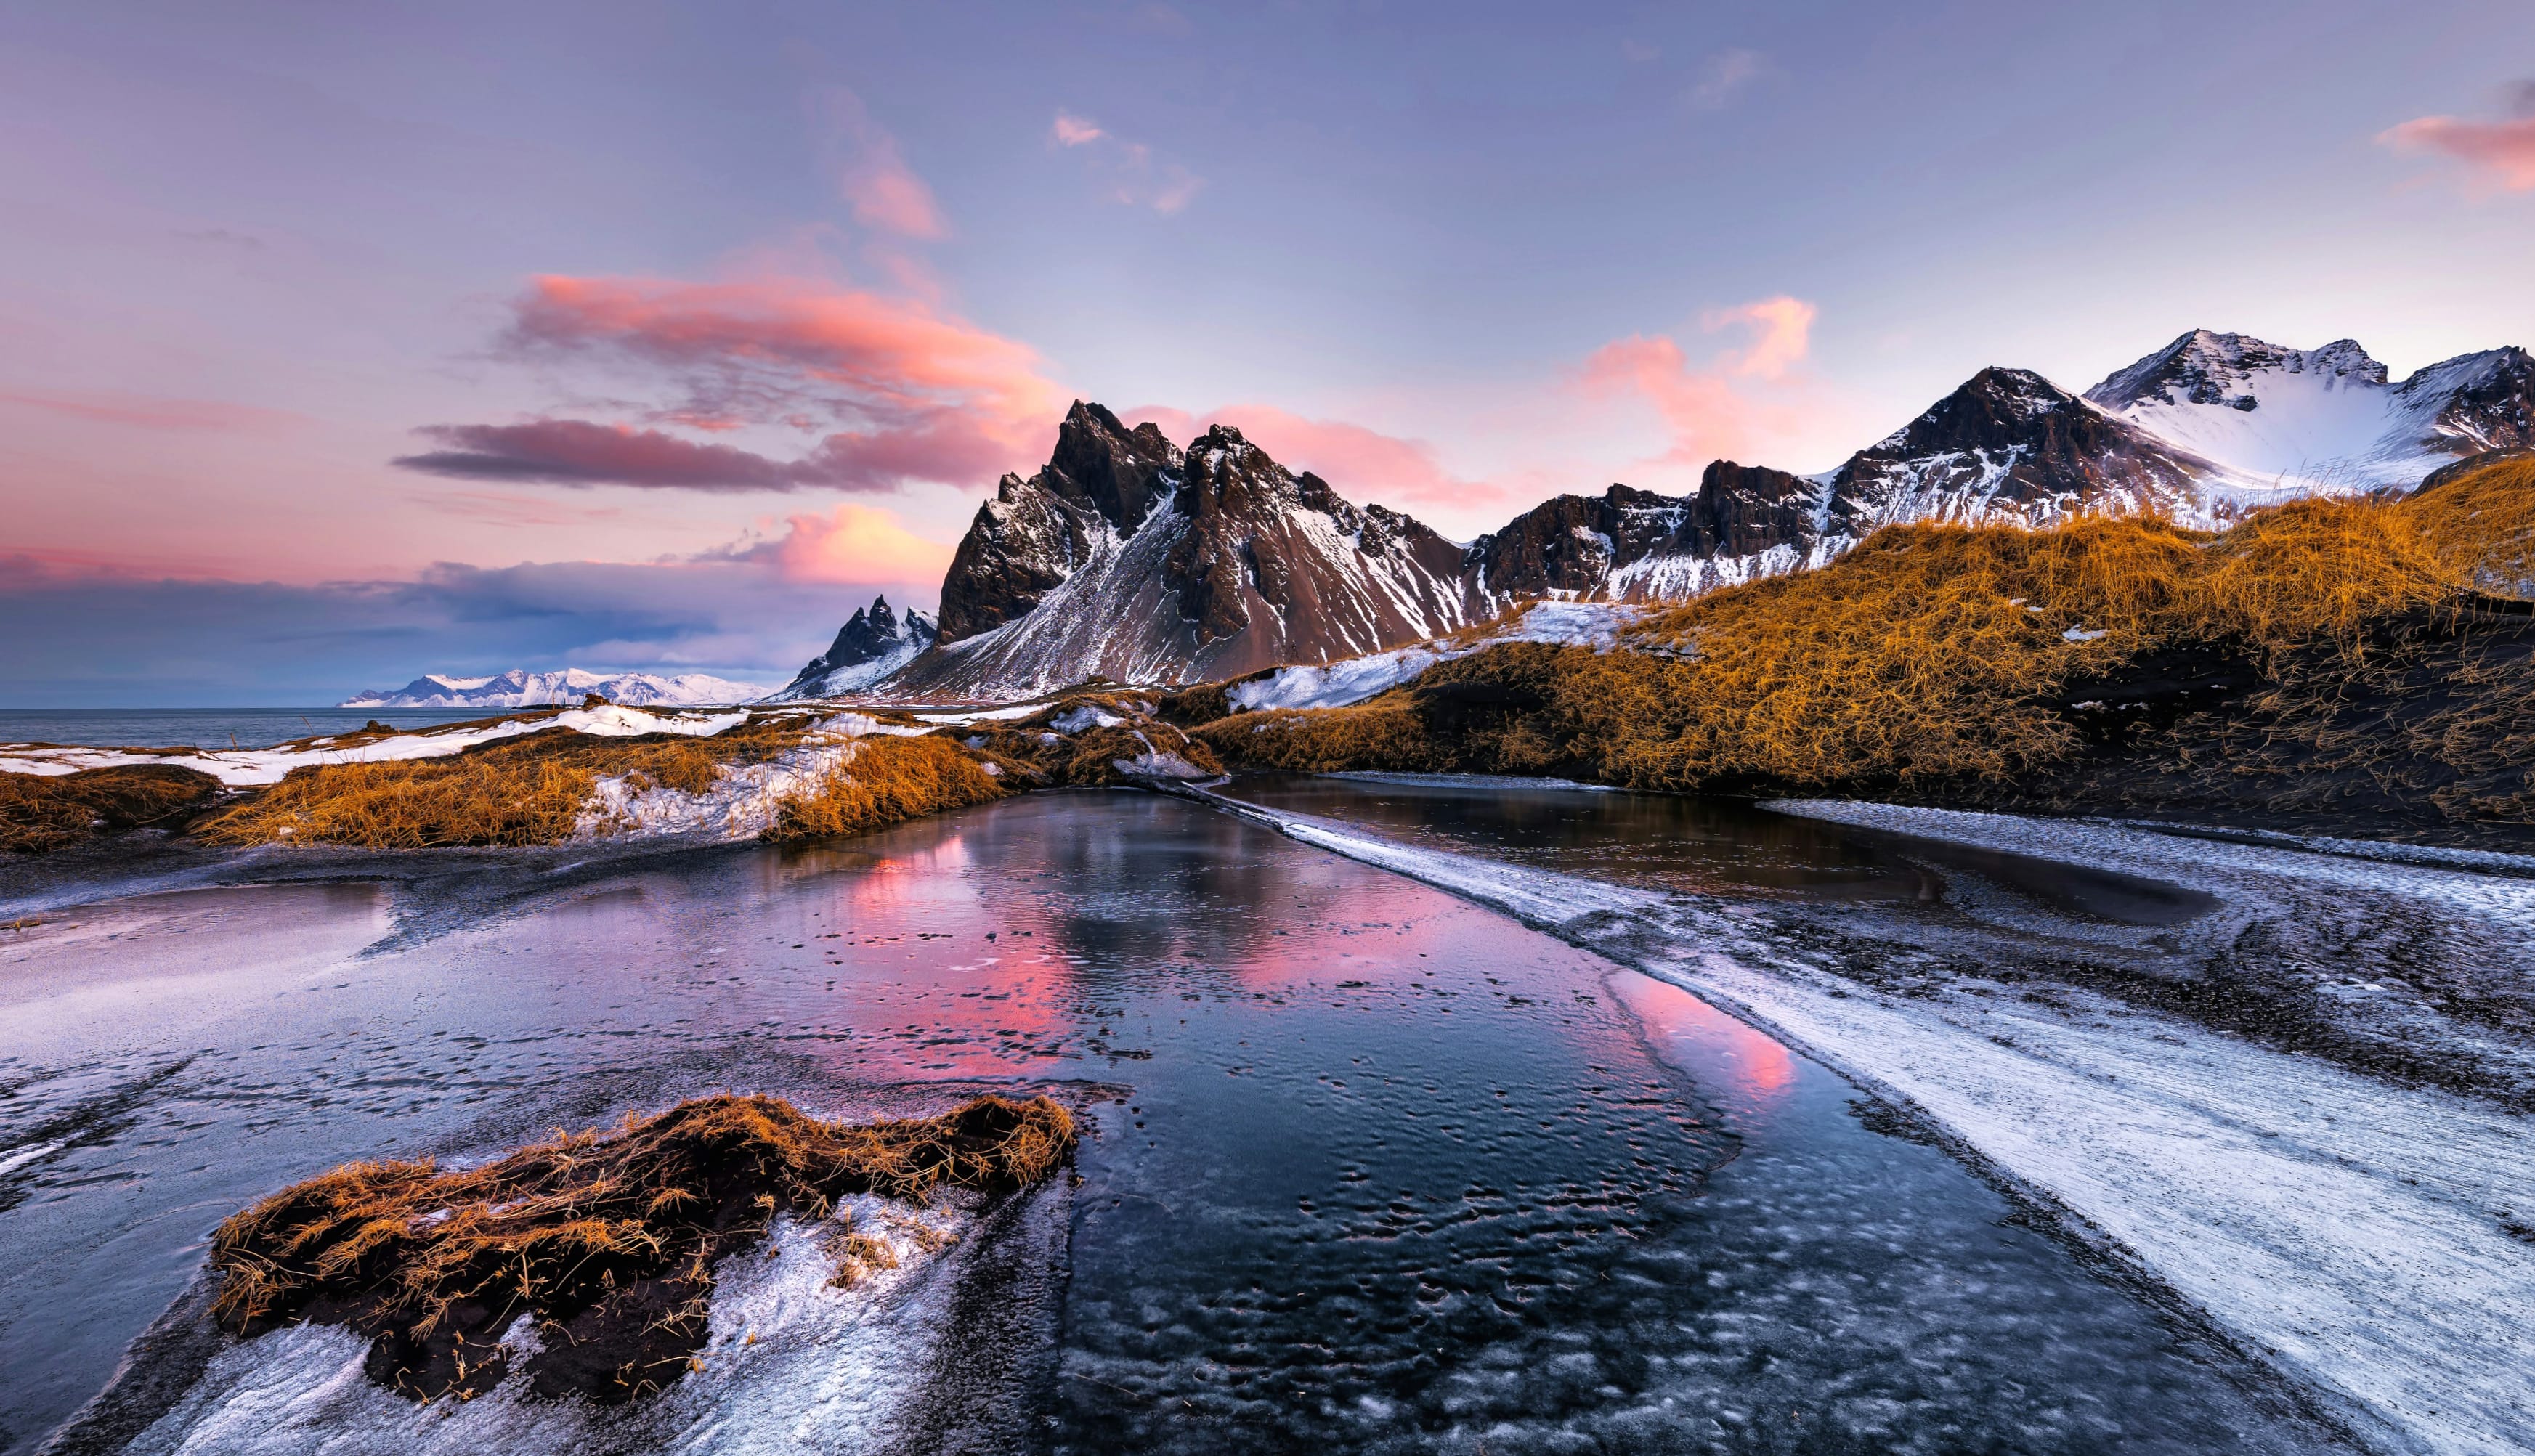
<box><xmin>2</xmin><ymin>2</ymin><xmax>2528</xmax><ymax>701</ymax></box>
<box><xmin>2380</xmin><ymin>113</ymin><xmax>2535</xmax><ymax>192</ymax></box>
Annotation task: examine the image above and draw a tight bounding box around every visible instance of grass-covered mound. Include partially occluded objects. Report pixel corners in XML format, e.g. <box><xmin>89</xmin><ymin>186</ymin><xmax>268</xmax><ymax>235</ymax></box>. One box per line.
<box><xmin>209</xmin><ymin>1093</ymin><xmax>1075</xmax><ymax>1402</ymax></box>
<box><xmin>189</xmin><ymin>713</ymin><xmax>1010</xmax><ymax>850</ymax></box>
<box><xmin>0</xmin><ymin>764</ymin><xmax>224</xmax><ymax>854</ymax></box>
<box><xmin>766</xmin><ymin>733</ymin><xmax>1011</xmax><ymax>840</ymax></box>
<box><xmin>1193</xmin><ymin>455</ymin><xmax>2535</xmax><ymax>841</ymax></box>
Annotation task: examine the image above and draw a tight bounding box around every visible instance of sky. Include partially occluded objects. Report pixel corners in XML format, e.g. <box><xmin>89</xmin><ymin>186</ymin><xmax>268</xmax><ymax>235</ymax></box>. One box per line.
<box><xmin>3</xmin><ymin>0</ymin><xmax>2532</xmax><ymax>704</ymax></box>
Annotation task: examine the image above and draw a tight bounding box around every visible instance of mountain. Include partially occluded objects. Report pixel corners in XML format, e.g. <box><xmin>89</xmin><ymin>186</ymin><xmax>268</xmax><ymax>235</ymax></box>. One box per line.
<box><xmin>2086</xmin><ymin>330</ymin><xmax>2535</xmax><ymax>499</ymax></box>
<box><xmin>342</xmin><ymin>668</ymin><xmax>766</xmax><ymax>709</ymax></box>
<box><xmin>865</xmin><ymin>330</ymin><xmax>2531</xmax><ymax>698</ymax></box>
<box><xmin>770</xmin><ymin>595</ymin><xmax>938</xmax><ymax>699</ymax></box>
<box><xmin>885</xmin><ymin>402</ymin><xmax>1483</xmax><ymax>697</ymax></box>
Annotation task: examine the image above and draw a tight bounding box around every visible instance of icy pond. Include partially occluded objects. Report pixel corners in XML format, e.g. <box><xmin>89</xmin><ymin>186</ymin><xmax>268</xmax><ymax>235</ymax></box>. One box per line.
<box><xmin>6</xmin><ymin>782</ymin><xmax>2530</xmax><ymax>1453</ymax></box>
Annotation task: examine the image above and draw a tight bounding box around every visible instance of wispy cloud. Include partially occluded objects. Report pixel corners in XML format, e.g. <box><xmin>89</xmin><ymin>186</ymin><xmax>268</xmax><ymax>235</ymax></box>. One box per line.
<box><xmin>819</xmin><ymin>88</ymin><xmax>950</xmax><ymax>239</ymax></box>
<box><xmin>2380</xmin><ymin>81</ymin><xmax>2535</xmax><ymax>193</ymax></box>
<box><xmin>0</xmin><ymin>389</ymin><xmax>304</xmax><ymax>433</ymax></box>
<box><xmin>1048</xmin><ymin>110</ymin><xmax>1203</xmax><ymax>214</ymax></box>
<box><xmin>1687</xmin><ymin>48</ymin><xmax>1765</xmax><ymax>111</ymax></box>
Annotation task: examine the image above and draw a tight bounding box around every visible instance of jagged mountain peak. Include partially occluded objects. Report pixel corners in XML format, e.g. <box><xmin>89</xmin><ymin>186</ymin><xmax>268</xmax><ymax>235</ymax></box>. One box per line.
<box><xmin>772</xmin><ymin>592</ymin><xmax>939</xmax><ymax>699</ymax></box>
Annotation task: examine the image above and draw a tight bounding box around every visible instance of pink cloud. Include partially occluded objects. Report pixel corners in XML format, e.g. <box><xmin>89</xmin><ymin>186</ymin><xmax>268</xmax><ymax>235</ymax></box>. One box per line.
<box><xmin>1052</xmin><ymin>112</ymin><xmax>1106</xmax><ymax>147</ymax></box>
<box><xmin>1122</xmin><ymin>404</ymin><xmax>1511</xmax><ymax>510</ymax></box>
<box><xmin>0</xmin><ymin>389</ymin><xmax>304</xmax><ymax>433</ymax></box>
<box><xmin>822</xmin><ymin>89</ymin><xmax>949</xmax><ymax>239</ymax></box>
<box><xmin>2379</xmin><ymin>113</ymin><xmax>2535</xmax><ymax>192</ymax></box>
<box><xmin>1705</xmin><ymin>295</ymin><xmax>1816</xmax><ymax>379</ymax></box>
<box><xmin>760</xmin><ymin>502</ymin><xmax>957</xmax><ymax>585</ymax></box>
<box><xmin>397</xmin><ymin>273</ymin><xmax>1070</xmax><ymax>492</ymax></box>
<box><xmin>1576</xmin><ymin>295</ymin><xmax>1820</xmax><ymax>480</ymax></box>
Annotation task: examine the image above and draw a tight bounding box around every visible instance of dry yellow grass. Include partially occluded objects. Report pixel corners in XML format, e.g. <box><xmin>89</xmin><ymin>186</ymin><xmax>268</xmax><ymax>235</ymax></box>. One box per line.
<box><xmin>1198</xmin><ymin>458</ymin><xmax>2535</xmax><ymax>804</ymax></box>
<box><xmin>0</xmin><ymin>765</ymin><xmax>223</xmax><ymax>854</ymax></box>
<box><xmin>768</xmin><ymin>733</ymin><xmax>1010</xmax><ymax>840</ymax></box>
<box><xmin>211</xmin><ymin>1093</ymin><xmax>1074</xmax><ymax>1401</ymax></box>
<box><xmin>2402</xmin><ymin>453</ymin><xmax>2535</xmax><ymax>596</ymax></box>
<box><xmin>195</xmin><ymin>733</ymin><xmax>742</xmax><ymax>849</ymax></box>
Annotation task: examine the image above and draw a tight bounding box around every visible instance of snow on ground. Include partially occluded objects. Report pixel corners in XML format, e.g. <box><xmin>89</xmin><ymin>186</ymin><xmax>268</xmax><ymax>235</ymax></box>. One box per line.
<box><xmin>0</xmin><ymin>706</ymin><xmax>750</xmax><ymax>788</ymax></box>
<box><xmin>1226</xmin><ymin>601</ymin><xmax>1647</xmax><ymax>712</ymax></box>
<box><xmin>1201</xmin><ymin>787</ymin><xmax>2535</xmax><ymax>1456</ymax></box>
<box><xmin>575</xmin><ymin>714</ymin><xmax>936</xmax><ymax>842</ymax></box>
<box><xmin>119</xmin><ymin>1204</ymin><xmax>973</xmax><ymax>1455</ymax></box>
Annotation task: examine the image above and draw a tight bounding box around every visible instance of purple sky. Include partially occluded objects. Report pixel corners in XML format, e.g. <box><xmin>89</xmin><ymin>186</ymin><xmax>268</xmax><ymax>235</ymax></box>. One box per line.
<box><xmin>3</xmin><ymin>0</ymin><xmax>2531</xmax><ymax>703</ymax></box>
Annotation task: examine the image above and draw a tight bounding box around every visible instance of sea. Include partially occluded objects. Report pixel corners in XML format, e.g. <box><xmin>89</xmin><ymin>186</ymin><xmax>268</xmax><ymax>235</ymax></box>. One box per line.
<box><xmin>0</xmin><ymin>707</ymin><xmax>513</xmax><ymax>750</ymax></box>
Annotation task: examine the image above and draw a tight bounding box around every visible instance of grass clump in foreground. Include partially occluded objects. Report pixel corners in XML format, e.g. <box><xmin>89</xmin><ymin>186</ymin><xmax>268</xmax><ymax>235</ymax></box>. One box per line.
<box><xmin>767</xmin><ymin>733</ymin><xmax>1011</xmax><ymax>839</ymax></box>
<box><xmin>1194</xmin><ymin>456</ymin><xmax>2535</xmax><ymax>831</ymax></box>
<box><xmin>209</xmin><ymin>1093</ymin><xmax>1075</xmax><ymax>1403</ymax></box>
<box><xmin>0</xmin><ymin>765</ymin><xmax>223</xmax><ymax>854</ymax></box>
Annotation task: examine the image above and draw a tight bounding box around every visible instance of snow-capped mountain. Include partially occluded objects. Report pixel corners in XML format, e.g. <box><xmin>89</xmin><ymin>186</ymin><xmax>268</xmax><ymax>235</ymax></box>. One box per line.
<box><xmin>769</xmin><ymin>595</ymin><xmax>938</xmax><ymax>699</ymax></box>
<box><xmin>2085</xmin><ymin>330</ymin><xmax>2535</xmax><ymax>500</ymax></box>
<box><xmin>342</xmin><ymin>668</ymin><xmax>766</xmax><ymax>709</ymax></box>
<box><xmin>861</xmin><ymin>330</ymin><xmax>2528</xmax><ymax>698</ymax></box>
<box><xmin>885</xmin><ymin>403</ymin><xmax>1483</xmax><ymax>697</ymax></box>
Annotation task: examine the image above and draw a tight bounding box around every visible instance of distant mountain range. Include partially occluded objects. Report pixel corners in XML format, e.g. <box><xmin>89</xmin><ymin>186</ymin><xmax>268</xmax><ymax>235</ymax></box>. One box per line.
<box><xmin>341</xmin><ymin>668</ymin><xmax>767</xmax><ymax>709</ymax></box>
<box><xmin>776</xmin><ymin>329</ymin><xmax>2526</xmax><ymax>700</ymax></box>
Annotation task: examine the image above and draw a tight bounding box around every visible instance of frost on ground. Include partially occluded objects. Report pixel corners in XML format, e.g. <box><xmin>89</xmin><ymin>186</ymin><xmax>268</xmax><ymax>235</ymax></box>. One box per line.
<box><xmin>0</xmin><ymin>706</ymin><xmax>749</xmax><ymax>788</ymax></box>
<box><xmin>1201</xmin><ymin>788</ymin><xmax>2535</xmax><ymax>1456</ymax></box>
<box><xmin>1226</xmin><ymin>600</ymin><xmax>1647</xmax><ymax>712</ymax></box>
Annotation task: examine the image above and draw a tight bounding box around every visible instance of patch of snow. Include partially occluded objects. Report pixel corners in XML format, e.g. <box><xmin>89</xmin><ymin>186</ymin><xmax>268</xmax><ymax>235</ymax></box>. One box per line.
<box><xmin>1050</xmin><ymin>704</ymin><xmax>1127</xmax><ymax>733</ymax></box>
<box><xmin>2061</xmin><ymin>625</ymin><xmax>2108</xmax><ymax>642</ymax></box>
<box><xmin>1225</xmin><ymin>601</ymin><xmax>1649</xmax><ymax>713</ymax></box>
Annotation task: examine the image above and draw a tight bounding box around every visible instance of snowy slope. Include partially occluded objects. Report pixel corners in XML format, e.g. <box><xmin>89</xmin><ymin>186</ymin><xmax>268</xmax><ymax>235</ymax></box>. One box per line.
<box><xmin>2087</xmin><ymin>330</ymin><xmax>2535</xmax><ymax>501</ymax></box>
<box><xmin>344</xmin><ymin>668</ymin><xmax>766</xmax><ymax>709</ymax></box>
<box><xmin>770</xmin><ymin>596</ymin><xmax>938</xmax><ymax>700</ymax></box>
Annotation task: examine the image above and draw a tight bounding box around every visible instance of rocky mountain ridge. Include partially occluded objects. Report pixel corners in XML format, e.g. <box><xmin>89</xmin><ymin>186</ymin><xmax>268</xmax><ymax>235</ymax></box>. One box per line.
<box><xmin>771</xmin><ymin>595</ymin><xmax>938</xmax><ymax>699</ymax></box>
<box><xmin>780</xmin><ymin>328</ymin><xmax>2532</xmax><ymax>700</ymax></box>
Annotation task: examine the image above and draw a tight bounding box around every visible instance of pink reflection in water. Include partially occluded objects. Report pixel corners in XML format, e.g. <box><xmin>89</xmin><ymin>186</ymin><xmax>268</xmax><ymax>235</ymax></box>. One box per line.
<box><xmin>1610</xmin><ymin>970</ymin><xmax>1798</xmax><ymax>1110</ymax></box>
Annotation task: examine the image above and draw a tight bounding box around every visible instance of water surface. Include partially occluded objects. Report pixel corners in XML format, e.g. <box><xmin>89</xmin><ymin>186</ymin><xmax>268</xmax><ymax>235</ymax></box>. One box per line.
<box><xmin>3</xmin><ymin>792</ymin><xmax>2325</xmax><ymax>1452</ymax></box>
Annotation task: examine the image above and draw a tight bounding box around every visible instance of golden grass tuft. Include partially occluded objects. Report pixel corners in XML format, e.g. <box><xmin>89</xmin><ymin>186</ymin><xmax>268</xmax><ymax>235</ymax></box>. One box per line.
<box><xmin>209</xmin><ymin>1092</ymin><xmax>1074</xmax><ymax>1402</ymax></box>
<box><xmin>0</xmin><ymin>765</ymin><xmax>224</xmax><ymax>854</ymax></box>
<box><xmin>2402</xmin><ymin>453</ymin><xmax>2535</xmax><ymax>598</ymax></box>
<box><xmin>768</xmin><ymin>733</ymin><xmax>1010</xmax><ymax>841</ymax></box>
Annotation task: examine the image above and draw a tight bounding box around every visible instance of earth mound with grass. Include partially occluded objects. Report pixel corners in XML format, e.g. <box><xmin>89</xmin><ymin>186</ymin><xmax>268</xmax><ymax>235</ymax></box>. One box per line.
<box><xmin>208</xmin><ymin>1093</ymin><xmax>1075</xmax><ymax>1403</ymax></box>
